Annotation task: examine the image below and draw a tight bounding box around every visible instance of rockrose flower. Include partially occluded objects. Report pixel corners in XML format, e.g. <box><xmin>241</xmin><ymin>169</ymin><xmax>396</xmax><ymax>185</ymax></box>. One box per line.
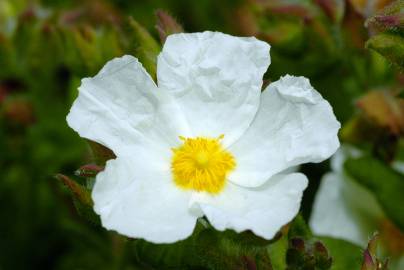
<box><xmin>67</xmin><ymin>31</ymin><xmax>340</xmax><ymax>243</ymax></box>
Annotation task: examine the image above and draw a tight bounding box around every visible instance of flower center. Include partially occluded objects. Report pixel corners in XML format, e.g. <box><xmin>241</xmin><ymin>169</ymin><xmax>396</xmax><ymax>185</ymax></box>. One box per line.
<box><xmin>171</xmin><ymin>136</ymin><xmax>236</xmax><ymax>194</ymax></box>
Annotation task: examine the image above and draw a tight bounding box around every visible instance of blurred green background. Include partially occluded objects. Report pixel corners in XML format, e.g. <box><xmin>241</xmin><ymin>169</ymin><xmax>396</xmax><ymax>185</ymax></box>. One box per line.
<box><xmin>0</xmin><ymin>0</ymin><xmax>403</xmax><ymax>269</ymax></box>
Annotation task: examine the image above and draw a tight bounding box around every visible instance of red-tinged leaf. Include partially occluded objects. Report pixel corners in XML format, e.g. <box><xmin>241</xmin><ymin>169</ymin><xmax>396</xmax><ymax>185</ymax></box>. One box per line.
<box><xmin>55</xmin><ymin>173</ymin><xmax>92</xmax><ymax>206</ymax></box>
<box><xmin>55</xmin><ymin>174</ymin><xmax>100</xmax><ymax>225</ymax></box>
<box><xmin>155</xmin><ymin>9</ymin><xmax>184</xmax><ymax>43</ymax></box>
<box><xmin>357</xmin><ymin>90</ymin><xmax>404</xmax><ymax>136</ymax></box>
<box><xmin>361</xmin><ymin>249</ymin><xmax>375</xmax><ymax>270</ymax></box>
<box><xmin>75</xmin><ymin>164</ymin><xmax>104</xmax><ymax>177</ymax></box>
<box><xmin>86</xmin><ymin>140</ymin><xmax>116</xmax><ymax>166</ymax></box>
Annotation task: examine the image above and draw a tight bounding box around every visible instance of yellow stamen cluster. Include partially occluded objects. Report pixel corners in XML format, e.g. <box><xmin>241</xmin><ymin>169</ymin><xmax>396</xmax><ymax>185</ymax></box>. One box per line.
<box><xmin>171</xmin><ymin>136</ymin><xmax>236</xmax><ymax>194</ymax></box>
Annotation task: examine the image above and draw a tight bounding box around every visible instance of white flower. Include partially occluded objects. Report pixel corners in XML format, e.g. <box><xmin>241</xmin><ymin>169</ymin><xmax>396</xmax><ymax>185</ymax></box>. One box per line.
<box><xmin>67</xmin><ymin>31</ymin><xmax>340</xmax><ymax>243</ymax></box>
<box><xmin>310</xmin><ymin>145</ymin><xmax>404</xmax><ymax>269</ymax></box>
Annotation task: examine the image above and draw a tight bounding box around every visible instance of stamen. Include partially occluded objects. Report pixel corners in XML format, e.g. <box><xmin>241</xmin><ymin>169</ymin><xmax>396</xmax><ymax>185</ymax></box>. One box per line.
<box><xmin>171</xmin><ymin>136</ymin><xmax>236</xmax><ymax>194</ymax></box>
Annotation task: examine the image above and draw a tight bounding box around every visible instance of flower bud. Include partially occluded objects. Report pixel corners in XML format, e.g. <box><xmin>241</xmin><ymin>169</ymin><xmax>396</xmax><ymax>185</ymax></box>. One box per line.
<box><xmin>313</xmin><ymin>241</ymin><xmax>332</xmax><ymax>269</ymax></box>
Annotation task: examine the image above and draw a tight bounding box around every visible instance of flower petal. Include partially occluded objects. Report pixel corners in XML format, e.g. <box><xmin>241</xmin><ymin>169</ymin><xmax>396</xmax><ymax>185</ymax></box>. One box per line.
<box><xmin>157</xmin><ymin>31</ymin><xmax>270</xmax><ymax>146</ymax></box>
<box><xmin>67</xmin><ymin>55</ymin><xmax>190</xmax><ymax>157</ymax></box>
<box><xmin>229</xmin><ymin>75</ymin><xmax>340</xmax><ymax>187</ymax></box>
<box><xmin>309</xmin><ymin>172</ymin><xmax>384</xmax><ymax>247</ymax></box>
<box><xmin>92</xmin><ymin>156</ymin><xmax>199</xmax><ymax>243</ymax></box>
<box><xmin>193</xmin><ymin>173</ymin><xmax>308</xmax><ymax>240</ymax></box>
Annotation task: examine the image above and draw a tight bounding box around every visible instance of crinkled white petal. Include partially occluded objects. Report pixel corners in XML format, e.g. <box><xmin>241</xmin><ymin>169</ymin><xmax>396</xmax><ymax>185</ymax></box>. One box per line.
<box><xmin>229</xmin><ymin>75</ymin><xmax>340</xmax><ymax>187</ymax></box>
<box><xmin>92</xmin><ymin>156</ymin><xmax>199</xmax><ymax>244</ymax></box>
<box><xmin>309</xmin><ymin>172</ymin><xmax>384</xmax><ymax>247</ymax></box>
<box><xmin>157</xmin><ymin>31</ymin><xmax>270</xmax><ymax>147</ymax></box>
<box><xmin>192</xmin><ymin>173</ymin><xmax>308</xmax><ymax>240</ymax></box>
<box><xmin>67</xmin><ymin>55</ymin><xmax>190</xmax><ymax>157</ymax></box>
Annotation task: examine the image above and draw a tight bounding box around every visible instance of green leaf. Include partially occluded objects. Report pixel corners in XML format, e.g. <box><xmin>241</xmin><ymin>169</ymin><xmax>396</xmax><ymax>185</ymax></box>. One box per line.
<box><xmin>220</xmin><ymin>229</ymin><xmax>281</xmax><ymax>254</ymax></box>
<box><xmin>128</xmin><ymin>17</ymin><xmax>160</xmax><ymax>80</ymax></box>
<box><xmin>288</xmin><ymin>214</ymin><xmax>313</xmax><ymax>240</ymax></box>
<box><xmin>344</xmin><ymin>156</ymin><xmax>404</xmax><ymax>230</ymax></box>
<box><xmin>268</xmin><ymin>233</ymin><xmax>288</xmax><ymax>270</ymax></box>
<box><xmin>315</xmin><ymin>0</ymin><xmax>346</xmax><ymax>23</ymax></box>
<box><xmin>55</xmin><ymin>174</ymin><xmax>100</xmax><ymax>225</ymax></box>
<box><xmin>131</xmin><ymin>222</ymin><xmax>276</xmax><ymax>269</ymax></box>
<box><xmin>131</xmin><ymin>225</ymin><xmax>223</xmax><ymax>269</ymax></box>
<box><xmin>87</xmin><ymin>140</ymin><xmax>116</xmax><ymax>166</ymax></box>
<box><xmin>132</xmin><ymin>238</ymin><xmax>194</xmax><ymax>269</ymax></box>
<box><xmin>55</xmin><ymin>173</ymin><xmax>92</xmax><ymax>206</ymax></box>
<box><xmin>366</xmin><ymin>33</ymin><xmax>404</xmax><ymax>70</ymax></box>
<box><xmin>318</xmin><ymin>237</ymin><xmax>362</xmax><ymax>270</ymax></box>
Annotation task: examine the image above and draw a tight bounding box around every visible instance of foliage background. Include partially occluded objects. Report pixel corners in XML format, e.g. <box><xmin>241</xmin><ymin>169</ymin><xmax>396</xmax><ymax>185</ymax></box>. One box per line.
<box><xmin>0</xmin><ymin>0</ymin><xmax>403</xmax><ymax>269</ymax></box>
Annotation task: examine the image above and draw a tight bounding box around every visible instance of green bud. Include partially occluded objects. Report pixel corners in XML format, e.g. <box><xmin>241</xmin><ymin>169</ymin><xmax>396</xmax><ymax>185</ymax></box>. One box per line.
<box><xmin>313</xmin><ymin>241</ymin><xmax>332</xmax><ymax>269</ymax></box>
<box><xmin>290</xmin><ymin>237</ymin><xmax>305</xmax><ymax>252</ymax></box>
<box><xmin>367</xmin><ymin>233</ymin><xmax>379</xmax><ymax>255</ymax></box>
<box><xmin>360</xmin><ymin>233</ymin><xmax>389</xmax><ymax>270</ymax></box>
<box><xmin>286</xmin><ymin>248</ymin><xmax>306</xmax><ymax>269</ymax></box>
<box><xmin>286</xmin><ymin>238</ymin><xmax>332</xmax><ymax>270</ymax></box>
<box><xmin>286</xmin><ymin>238</ymin><xmax>306</xmax><ymax>269</ymax></box>
<box><xmin>361</xmin><ymin>249</ymin><xmax>376</xmax><ymax>270</ymax></box>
